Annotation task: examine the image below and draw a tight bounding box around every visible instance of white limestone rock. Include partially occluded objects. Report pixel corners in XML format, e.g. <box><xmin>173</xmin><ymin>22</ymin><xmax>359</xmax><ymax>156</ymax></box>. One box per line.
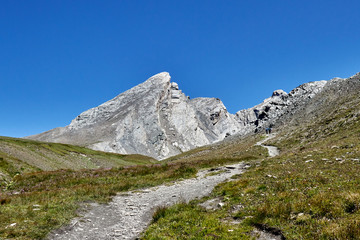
<box><xmin>28</xmin><ymin>72</ymin><xmax>242</xmax><ymax>159</ymax></box>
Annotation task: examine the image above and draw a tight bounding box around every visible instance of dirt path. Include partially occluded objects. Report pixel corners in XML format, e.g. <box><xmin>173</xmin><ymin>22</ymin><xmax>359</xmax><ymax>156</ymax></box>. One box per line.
<box><xmin>48</xmin><ymin>162</ymin><xmax>249</xmax><ymax>240</ymax></box>
<box><xmin>256</xmin><ymin>134</ymin><xmax>280</xmax><ymax>157</ymax></box>
<box><xmin>48</xmin><ymin>135</ymin><xmax>280</xmax><ymax>240</ymax></box>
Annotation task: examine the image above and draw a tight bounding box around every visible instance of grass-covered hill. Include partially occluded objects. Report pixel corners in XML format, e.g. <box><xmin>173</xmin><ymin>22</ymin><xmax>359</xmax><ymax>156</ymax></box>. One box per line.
<box><xmin>0</xmin><ymin>136</ymin><xmax>156</xmax><ymax>182</ymax></box>
<box><xmin>163</xmin><ymin>134</ymin><xmax>267</xmax><ymax>163</ymax></box>
<box><xmin>141</xmin><ymin>75</ymin><xmax>360</xmax><ymax>239</ymax></box>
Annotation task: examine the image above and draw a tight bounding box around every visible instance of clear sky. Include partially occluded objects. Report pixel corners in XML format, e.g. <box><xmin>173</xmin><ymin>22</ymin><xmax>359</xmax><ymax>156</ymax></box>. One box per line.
<box><xmin>1</xmin><ymin>0</ymin><xmax>360</xmax><ymax>138</ymax></box>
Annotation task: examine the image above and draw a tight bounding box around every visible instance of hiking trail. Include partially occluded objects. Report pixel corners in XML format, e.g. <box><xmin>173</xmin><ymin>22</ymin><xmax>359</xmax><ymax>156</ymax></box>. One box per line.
<box><xmin>256</xmin><ymin>133</ymin><xmax>280</xmax><ymax>157</ymax></box>
<box><xmin>49</xmin><ymin>162</ymin><xmax>249</xmax><ymax>240</ymax></box>
<box><xmin>49</xmin><ymin>134</ymin><xmax>280</xmax><ymax>240</ymax></box>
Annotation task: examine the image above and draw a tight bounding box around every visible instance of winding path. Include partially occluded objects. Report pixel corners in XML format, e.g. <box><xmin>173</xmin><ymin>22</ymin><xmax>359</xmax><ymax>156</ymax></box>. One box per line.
<box><xmin>49</xmin><ymin>163</ymin><xmax>249</xmax><ymax>240</ymax></box>
<box><xmin>49</xmin><ymin>135</ymin><xmax>279</xmax><ymax>240</ymax></box>
<box><xmin>256</xmin><ymin>134</ymin><xmax>280</xmax><ymax>157</ymax></box>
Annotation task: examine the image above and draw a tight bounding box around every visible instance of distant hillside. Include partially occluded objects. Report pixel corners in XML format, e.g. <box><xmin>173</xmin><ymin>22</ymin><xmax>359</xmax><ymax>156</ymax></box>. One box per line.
<box><xmin>0</xmin><ymin>136</ymin><xmax>156</xmax><ymax>182</ymax></box>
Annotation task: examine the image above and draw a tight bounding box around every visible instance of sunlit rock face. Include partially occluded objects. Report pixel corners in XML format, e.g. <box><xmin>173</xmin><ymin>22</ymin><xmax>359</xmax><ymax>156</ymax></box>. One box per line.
<box><xmin>28</xmin><ymin>72</ymin><xmax>241</xmax><ymax>159</ymax></box>
<box><xmin>29</xmin><ymin>71</ymin><xmax>356</xmax><ymax>160</ymax></box>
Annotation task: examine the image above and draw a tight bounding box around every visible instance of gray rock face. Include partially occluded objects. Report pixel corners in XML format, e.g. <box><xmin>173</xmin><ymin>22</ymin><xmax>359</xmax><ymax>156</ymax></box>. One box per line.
<box><xmin>28</xmin><ymin>72</ymin><xmax>358</xmax><ymax>160</ymax></box>
<box><xmin>235</xmin><ymin>80</ymin><xmax>328</xmax><ymax>133</ymax></box>
<box><xmin>28</xmin><ymin>72</ymin><xmax>240</xmax><ymax>159</ymax></box>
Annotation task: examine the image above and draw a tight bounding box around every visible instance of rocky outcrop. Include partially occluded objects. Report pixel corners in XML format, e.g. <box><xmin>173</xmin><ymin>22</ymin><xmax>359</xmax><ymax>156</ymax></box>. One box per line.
<box><xmin>235</xmin><ymin>80</ymin><xmax>328</xmax><ymax>133</ymax></box>
<box><xmin>28</xmin><ymin>72</ymin><xmax>359</xmax><ymax>159</ymax></box>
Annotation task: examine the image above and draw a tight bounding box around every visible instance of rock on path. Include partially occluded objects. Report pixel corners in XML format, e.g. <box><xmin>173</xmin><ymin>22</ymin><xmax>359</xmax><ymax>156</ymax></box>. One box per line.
<box><xmin>48</xmin><ymin>162</ymin><xmax>248</xmax><ymax>240</ymax></box>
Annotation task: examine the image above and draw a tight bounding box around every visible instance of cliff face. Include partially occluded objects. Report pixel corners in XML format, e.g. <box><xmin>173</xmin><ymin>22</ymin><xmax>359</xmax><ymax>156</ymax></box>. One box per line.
<box><xmin>28</xmin><ymin>72</ymin><xmax>359</xmax><ymax>159</ymax></box>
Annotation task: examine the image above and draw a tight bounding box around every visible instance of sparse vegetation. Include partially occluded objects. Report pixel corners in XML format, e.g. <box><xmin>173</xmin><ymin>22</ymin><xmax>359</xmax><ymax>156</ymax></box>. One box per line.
<box><xmin>164</xmin><ymin>135</ymin><xmax>267</xmax><ymax>163</ymax></box>
<box><xmin>0</xmin><ymin>164</ymin><xmax>197</xmax><ymax>239</ymax></box>
<box><xmin>0</xmin><ymin>136</ymin><xmax>156</xmax><ymax>180</ymax></box>
<box><xmin>144</xmin><ymin>203</ymin><xmax>252</xmax><ymax>239</ymax></box>
<box><xmin>141</xmin><ymin>94</ymin><xmax>360</xmax><ymax>239</ymax></box>
<box><xmin>0</xmin><ymin>136</ymin><xmax>265</xmax><ymax>239</ymax></box>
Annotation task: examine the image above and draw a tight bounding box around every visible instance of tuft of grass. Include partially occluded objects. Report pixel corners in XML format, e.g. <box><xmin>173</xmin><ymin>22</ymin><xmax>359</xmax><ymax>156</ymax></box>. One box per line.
<box><xmin>152</xmin><ymin>206</ymin><xmax>168</xmax><ymax>223</ymax></box>
<box><xmin>142</xmin><ymin>203</ymin><xmax>252</xmax><ymax>239</ymax></box>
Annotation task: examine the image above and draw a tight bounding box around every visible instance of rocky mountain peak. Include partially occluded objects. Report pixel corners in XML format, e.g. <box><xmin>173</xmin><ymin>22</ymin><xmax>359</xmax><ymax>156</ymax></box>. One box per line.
<box><xmin>143</xmin><ymin>72</ymin><xmax>171</xmax><ymax>86</ymax></box>
<box><xmin>28</xmin><ymin>72</ymin><xmax>241</xmax><ymax>159</ymax></box>
<box><xmin>27</xmin><ymin>72</ymin><xmax>357</xmax><ymax>160</ymax></box>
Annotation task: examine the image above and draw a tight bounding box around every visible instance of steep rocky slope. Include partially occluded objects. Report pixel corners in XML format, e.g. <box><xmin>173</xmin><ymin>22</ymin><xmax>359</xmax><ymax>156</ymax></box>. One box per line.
<box><xmin>235</xmin><ymin>80</ymin><xmax>327</xmax><ymax>133</ymax></box>
<box><xmin>28</xmin><ymin>72</ymin><xmax>358</xmax><ymax>159</ymax></box>
<box><xmin>28</xmin><ymin>72</ymin><xmax>241</xmax><ymax>159</ymax></box>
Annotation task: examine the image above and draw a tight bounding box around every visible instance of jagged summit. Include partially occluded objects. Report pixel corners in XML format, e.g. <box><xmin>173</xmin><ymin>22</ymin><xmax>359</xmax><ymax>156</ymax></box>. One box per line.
<box><xmin>234</xmin><ymin>79</ymin><xmax>328</xmax><ymax>133</ymax></box>
<box><xmin>69</xmin><ymin>72</ymin><xmax>172</xmax><ymax>130</ymax></box>
<box><xmin>143</xmin><ymin>72</ymin><xmax>171</xmax><ymax>85</ymax></box>
<box><xmin>27</xmin><ymin>72</ymin><xmax>358</xmax><ymax>160</ymax></box>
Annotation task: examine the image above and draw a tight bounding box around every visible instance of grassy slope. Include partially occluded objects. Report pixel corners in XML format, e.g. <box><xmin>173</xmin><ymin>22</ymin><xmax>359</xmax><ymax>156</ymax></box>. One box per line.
<box><xmin>164</xmin><ymin>134</ymin><xmax>267</xmax><ymax>163</ymax></box>
<box><xmin>0</xmin><ymin>135</ymin><xmax>266</xmax><ymax>239</ymax></box>
<box><xmin>142</xmin><ymin>92</ymin><xmax>360</xmax><ymax>239</ymax></box>
<box><xmin>0</xmin><ymin>136</ymin><xmax>156</xmax><ymax>182</ymax></box>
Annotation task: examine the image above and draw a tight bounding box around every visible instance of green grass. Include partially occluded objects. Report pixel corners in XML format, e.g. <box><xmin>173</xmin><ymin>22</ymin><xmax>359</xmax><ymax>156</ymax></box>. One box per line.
<box><xmin>141</xmin><ymin>95</ymin><xmax>360</xmax><ymax>239</ymax></box>
<box><xmin>142</xmin><ymin>146</ymin><xmax>360</xmax><ymax>239</ymax></box>
<box><xmin>164</xmin><ymin>135</ymin><xmax>268</xmax><ymax>163</ymax></box>
<box><xmin>143</xmin><ymin>203</ymin><xmax>252</xmax><ymax>239</ymax></box>
<box><xmin>0</xmin><ymin>136</ymin><xmax>265</xmax><ymax>239</ymax></box>
<box><xmin>211</xmin><ymin>151</ymin><xmax>360</xmax><ymax>239</ymax></box>
<box><xmin>0</xmin><ymin>136</ymin><xmax>156</xmax><ymax>181</ymax></box>
<box><xmin>0</xmin><ymin>164</ymin><xmax>197</xmax><ymax>239</ymax></box>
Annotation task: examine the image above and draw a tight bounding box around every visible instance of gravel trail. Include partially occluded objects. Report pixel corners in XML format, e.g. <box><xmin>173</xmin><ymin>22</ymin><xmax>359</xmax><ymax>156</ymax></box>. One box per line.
<box><xmin>49</xmin><ymin>135</ymin><xmax>280</xmax><ymax>240</ymax></box>
<box><xmin>256</xmin><ymin>134</ymin><xmax>280</xmax><ymax>157</ymax></box>
<box><xmin>49</xmin><ymin>162</ymin><xmax>249</xmax><ymax>240</ymax></box>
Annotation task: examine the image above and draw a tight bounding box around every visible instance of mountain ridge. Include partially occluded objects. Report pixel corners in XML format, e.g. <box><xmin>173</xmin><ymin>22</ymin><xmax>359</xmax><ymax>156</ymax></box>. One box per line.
<box><xmin>27</xmin><ymin>72</ymin><xmax>358</xmax><ymax>159</ymax></box>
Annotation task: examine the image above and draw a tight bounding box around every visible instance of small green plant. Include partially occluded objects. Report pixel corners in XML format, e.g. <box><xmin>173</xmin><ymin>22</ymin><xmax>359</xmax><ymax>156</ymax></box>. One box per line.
<box><xmin>152</xmin><ymin>206</ymin><xmax>168</xmax><ymax>223</ymax></box>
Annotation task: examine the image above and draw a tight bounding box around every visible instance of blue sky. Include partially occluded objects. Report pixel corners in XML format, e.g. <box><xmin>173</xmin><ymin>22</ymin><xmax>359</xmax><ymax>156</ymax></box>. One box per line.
<box><xmin>1</xmin><ymin>0</ymin><xmax>360</xmax><ymax>138</ymax></box>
